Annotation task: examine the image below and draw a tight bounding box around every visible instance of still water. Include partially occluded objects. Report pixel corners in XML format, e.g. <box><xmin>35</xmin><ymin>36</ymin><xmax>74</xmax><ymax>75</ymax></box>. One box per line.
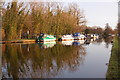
<box><xmin>2</xmin><ymin>38</ymin><xmax>112</xmax><ymax>78</ymax></box>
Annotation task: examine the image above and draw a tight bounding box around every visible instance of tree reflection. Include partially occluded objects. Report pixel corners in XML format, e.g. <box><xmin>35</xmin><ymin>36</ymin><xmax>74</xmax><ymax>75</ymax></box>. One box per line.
<box><xmin>2</xmin><ymin>42</ymin><xmax>86</xmax><ymax>78</ymax></box>
<box><xmin>104</xmin><ymin>37</ymin><xmax>113</xmax><ymax>48</ymax></box>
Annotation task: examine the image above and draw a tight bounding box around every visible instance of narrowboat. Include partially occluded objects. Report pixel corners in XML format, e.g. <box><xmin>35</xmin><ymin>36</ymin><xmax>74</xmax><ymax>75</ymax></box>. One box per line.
<box><xmin>36</xmin><ymin>33</ymin><xmax>56</xmax><ymax>42</ymax></box>
<box><xmin>61</xmin><ymin>34</ymin><xmax>74</xmax><ymax>41</ymax></box>
<box><xmin>91</xmin><ymin>34</ymin><xmax>99</xmax><ymax>39</ymax></box>
<box><xmin>73</xmin><ymin>33</ymin><xmax>86</xmax><ymax>40</ymax></box>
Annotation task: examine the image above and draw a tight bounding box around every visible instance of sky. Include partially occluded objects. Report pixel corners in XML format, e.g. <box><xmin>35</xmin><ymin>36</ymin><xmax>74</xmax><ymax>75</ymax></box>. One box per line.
<box><xmin>77</xmin><ymin>2</ymin><xmax>118</xmax><ymax>29</ymax></box>
<box><xmin>3</xmin><ymin>0</ymin><xmax>119</xmax><ymax>29</ymax></box>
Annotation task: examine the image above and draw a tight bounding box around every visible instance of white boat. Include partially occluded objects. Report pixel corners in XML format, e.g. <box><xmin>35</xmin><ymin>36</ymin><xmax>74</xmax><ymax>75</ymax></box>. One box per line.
<box><xmin>77</xmin><ymin>34</ymin><xmax>86</xmax><ymax>40</ymax></box>
<box><xmin>73</xmin><ymin>33</ymin><xmax>86</xmax><ymax>40</ymax></box>
<box><xmin>91</xmin><ymin>34</ymin><xmax>99</xmax><ymax>39</ymax></box>
<box><xmin>36</xmin><ymin>33</ymin><xmax>56</xmax><ymax>42</ymax></box>
<box><xmin>61</xmin><ymin>34</ymin><xmax>74</xmax><ymax>41</ymax></box>
<box><xmin>94</xmin><ymin>34</ymin><xmax>99</xmax><ymax>38</ymax></box>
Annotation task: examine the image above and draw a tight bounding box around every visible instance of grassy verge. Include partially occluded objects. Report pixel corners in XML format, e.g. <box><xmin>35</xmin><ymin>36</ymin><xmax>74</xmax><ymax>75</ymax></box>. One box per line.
<box><xmin>106</xmin><ymin>36</ymin><xmax>120</xmax><ymax>79</ymax></box>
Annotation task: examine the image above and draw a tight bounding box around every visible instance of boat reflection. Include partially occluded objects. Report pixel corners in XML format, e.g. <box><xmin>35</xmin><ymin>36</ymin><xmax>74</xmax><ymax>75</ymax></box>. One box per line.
<box><xmin>61</xmin><ymin>38</ymin><xmax>98</xmax><ymax>46</ymax></box>
<box><xmin>84</xmin><ymin>39</ymin><xmax>91</xmax><ymax>45</ymax></box>
<box><xmin>72</xmin><ymin>40</ymin><xmax>85</xmax><ymax>46</ymax></box>
<box><xmin>62</xmin><ymin>40</ymin><xmax>74</xmax><ymax>46</ymax></box>
<box><xmin>37</xmin><ymin>41</ymin><xmax>56</xmax><ymax>48</ymax></box>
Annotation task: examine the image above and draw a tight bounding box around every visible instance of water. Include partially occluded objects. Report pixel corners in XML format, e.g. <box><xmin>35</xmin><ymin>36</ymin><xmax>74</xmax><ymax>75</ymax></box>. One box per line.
<box><xmin>2</xmin><ymin>38</ymin><xmax>112</xmax><ymax>78</ymax></box>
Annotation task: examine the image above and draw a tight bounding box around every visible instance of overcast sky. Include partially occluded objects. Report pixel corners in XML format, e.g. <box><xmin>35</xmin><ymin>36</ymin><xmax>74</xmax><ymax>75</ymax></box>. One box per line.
<box><xmin>77</xmin><ymin>2</ymin><xmax>118</xmax><ymax>29</ymax></box>
<box><xmin>3</xmin><ymin>0</ymin><xmax>119</xmax><ymax>29</ymax></box>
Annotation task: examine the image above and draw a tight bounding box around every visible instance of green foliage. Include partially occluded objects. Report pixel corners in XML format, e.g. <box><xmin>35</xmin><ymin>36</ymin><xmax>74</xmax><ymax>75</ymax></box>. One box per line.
<box><xmin>117</xmin><ymin>23</ymin><xmax>120</xmax><ymax>36</ymax></box>
<box><xmin>104</xmin><ymin>23</ymin><xmax>112</xmax><ymax>37</ymax></box>
<box><xmin>84</xmin><ymin>29</ymin><xmax>90</xmax><ymax>34</ymax></box>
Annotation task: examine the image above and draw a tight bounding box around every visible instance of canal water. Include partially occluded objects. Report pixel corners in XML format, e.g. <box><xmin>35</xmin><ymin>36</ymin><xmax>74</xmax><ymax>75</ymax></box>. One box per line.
<box><xmin>2</xmin><ymin>38</ymin><xmax>112</xmax><ymax>78</ymax></box>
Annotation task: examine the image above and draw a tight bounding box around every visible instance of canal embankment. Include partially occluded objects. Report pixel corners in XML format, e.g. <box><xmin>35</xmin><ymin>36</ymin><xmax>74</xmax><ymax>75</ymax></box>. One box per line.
<box><xmin>0</xmin><ymin>39</ymin><xmax>36</xmax><ymax>44</ymax></box>
<box><xmin>106</xmin><ymin>37</ymin><xmax>120</xmax><ymax>79</ymax></box>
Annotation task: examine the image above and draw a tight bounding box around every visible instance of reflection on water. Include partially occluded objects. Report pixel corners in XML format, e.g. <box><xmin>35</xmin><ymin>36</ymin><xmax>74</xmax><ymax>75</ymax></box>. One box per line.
<box><xmin>104</xmin><ymin>37</ymin><xmax>113</xmax><ymax>48</ymax></box>
<box><xmin>2</xmin><ymin>41</ymin><xmax>86</xmax><ymax>78</ymax></box>
<box><xmin>37</xmin><ymin>41</ymin><xmax>56</xmax><ymax>48</ymax></box>
<box><xmin>2</xmin><ymin>38</ymin><xmax>113</xmax><ymax>78</ymax></box>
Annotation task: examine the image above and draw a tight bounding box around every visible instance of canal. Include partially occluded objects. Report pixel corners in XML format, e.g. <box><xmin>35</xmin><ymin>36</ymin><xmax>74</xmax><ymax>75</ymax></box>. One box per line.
<box><xmin>2</xmin><ymin>38</ymin><xmax>112</xmax><ymax>78</ymax></box>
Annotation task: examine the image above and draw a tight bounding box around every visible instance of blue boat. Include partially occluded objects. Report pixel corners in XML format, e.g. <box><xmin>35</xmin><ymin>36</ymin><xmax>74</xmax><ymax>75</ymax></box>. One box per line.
<box><xmin>72</xmin><ymin>33</ymin><xmax>86</xmax><ymax>40</ymax></box>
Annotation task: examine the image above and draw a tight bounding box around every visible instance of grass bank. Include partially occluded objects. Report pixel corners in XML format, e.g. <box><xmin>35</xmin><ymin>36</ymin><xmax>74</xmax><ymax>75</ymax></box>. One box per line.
<box><xmin>106</xmin><ymin>37</ymin><xmax>120</xmax><ymax>79</ymax></box>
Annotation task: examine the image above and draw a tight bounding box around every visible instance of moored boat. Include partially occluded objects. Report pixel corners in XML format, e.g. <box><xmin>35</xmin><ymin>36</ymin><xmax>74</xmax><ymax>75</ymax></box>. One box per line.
<box><xmin>36</xmin><ymin>33</ymin><xmax>56</xmax><ymax>42</ymax></box>
<box><xmin>73</xmin><ymin>33</ymin><xmax>86</xmax><ymax>40</ymax></box>
<box><xmin>61</xmin><ymin>34</ymin><xmax>74</xmax><ymax>41</ymax></box>
<box><xmin>91</xmin><ymin>34</ymin><xmax>99</xmax><ymax>39</ymax></box>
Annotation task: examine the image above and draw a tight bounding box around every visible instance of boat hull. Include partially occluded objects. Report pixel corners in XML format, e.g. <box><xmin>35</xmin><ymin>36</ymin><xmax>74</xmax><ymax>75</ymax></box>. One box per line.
<box><xmin>36</xmin><ymin>38</ymin><xmax>56</xmax><ymax>42</ymax></box>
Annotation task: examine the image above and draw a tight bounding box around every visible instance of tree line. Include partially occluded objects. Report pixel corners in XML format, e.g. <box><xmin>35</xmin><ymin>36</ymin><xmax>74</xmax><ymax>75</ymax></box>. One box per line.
<box><xmin>118</xmin><ymin>23</ymin><xmax>120</xmax><ymax>36</ymax></box>
<box><xmin>2</xmin><ymin>1</ymin><xmax>117</xmax><ymax>40</ymax></box>
<box><xmin>84</xmin><ymin>23</ymin><xmax>117</xmax><ymax>37</ymax></box>
<box><xmin>2</xmin><ymin>2</ymin><xmax>86</xmax><ymax>40</ymax></box>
